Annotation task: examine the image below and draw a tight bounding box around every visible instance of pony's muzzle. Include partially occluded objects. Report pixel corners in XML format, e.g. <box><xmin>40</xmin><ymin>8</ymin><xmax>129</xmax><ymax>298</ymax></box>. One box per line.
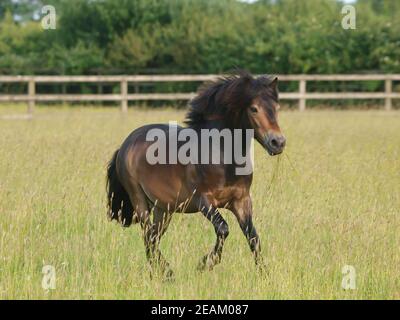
<box><xmin>265</xmin><ymin>133</ymin><xmax>286</xmax><ymax>156</ymax></box>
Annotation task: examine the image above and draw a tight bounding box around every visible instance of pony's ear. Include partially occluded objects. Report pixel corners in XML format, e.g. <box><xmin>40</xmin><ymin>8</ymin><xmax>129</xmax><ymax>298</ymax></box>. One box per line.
<box><xmin>269</xmin><ymin>77</ymin><xmax>278</xmax><ymax>90</ymax></box>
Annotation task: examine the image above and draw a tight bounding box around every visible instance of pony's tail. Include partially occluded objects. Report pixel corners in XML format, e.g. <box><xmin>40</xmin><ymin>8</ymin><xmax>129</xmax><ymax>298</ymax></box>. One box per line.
<box><xmin>106</xmin><ymin>149</ymin><xmax>134</xmax><ymax>227</ymax></box>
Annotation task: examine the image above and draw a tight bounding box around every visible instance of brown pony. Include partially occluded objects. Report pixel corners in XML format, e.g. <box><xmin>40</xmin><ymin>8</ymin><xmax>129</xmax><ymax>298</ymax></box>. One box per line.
<box><xmin>106</xmin><ymin>71</ymin><xmax>286</xmax><ymax>279</ymax></box>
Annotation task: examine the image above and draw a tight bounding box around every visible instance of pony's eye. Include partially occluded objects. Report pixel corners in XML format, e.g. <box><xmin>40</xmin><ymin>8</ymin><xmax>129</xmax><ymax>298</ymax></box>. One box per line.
<box><xmin>250</xmin><ymin>106</ymin><xmax>258</xmax><ymax>113</ymax></box>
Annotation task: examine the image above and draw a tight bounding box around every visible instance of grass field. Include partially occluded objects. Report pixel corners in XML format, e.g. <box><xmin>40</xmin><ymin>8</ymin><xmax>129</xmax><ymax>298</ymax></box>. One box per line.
<box><xmin>0</xmin><ymin>105</ymin><xmax>399</xmax><ymax>299</ymax></box>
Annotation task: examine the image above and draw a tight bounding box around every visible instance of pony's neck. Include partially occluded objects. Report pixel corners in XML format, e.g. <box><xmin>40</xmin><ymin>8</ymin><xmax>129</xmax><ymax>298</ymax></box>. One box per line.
<box><xmin>192</xmin><ymin>116</ymin><xmax>252</xmax><ymax>162</ymax></box>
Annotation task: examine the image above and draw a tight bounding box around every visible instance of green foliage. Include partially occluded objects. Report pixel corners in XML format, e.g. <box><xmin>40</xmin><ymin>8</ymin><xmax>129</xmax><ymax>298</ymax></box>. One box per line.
<box><xmin>0</xmin><ymin>11</ymin><xmax>42</xmax><ymax>74</ymax></box>
<box><xmin>0</xmin><ymin>0</ymin><xmax>399</xmax><ymax>75</ymax></box>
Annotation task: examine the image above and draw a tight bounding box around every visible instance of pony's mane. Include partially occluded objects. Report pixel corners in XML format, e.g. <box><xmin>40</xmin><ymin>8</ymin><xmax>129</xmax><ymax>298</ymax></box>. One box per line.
<box><xmin>185</xmin><ymin>70</ymin><xmax>277</xmax><ymax>128</ymax></box>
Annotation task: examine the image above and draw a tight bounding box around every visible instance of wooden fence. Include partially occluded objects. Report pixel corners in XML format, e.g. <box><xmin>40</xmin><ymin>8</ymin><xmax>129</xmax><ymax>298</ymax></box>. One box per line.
<box><xmin>0</xmin><ymin>74</ymin><xmax>399</xmax><ymax>114</ymax></box>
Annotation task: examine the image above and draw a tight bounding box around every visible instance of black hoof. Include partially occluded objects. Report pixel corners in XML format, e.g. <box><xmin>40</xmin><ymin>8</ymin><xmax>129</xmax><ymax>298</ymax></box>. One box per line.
<box><xmin>197</xmin><ymin>255</ymin><xmax>209</xmax><ymax>271</ymax></box>
<box><xmin>197</xmin><ymin>254</ymin><xmax>219</xmax><ymax>272</ymax></box>
<box><xmin>149</xmin><ymin>264</ymin><xmax>174</xmax><ymax>282</ymax></box>
<box><xmin>256</xmin><ymin>258</ymin><xmax>269</xmax><ymax>276</ymax></box>
<box><xmin>163</xmin><ymin>268</ymin><xmax>175</xmax><ymax>282</ymax></box>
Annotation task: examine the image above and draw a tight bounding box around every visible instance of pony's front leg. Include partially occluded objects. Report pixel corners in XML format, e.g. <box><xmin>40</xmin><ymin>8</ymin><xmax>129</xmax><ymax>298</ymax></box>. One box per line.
<box><xmin>198</xmin><ymin>205</ymin><xmax>229</xmax><ymax>271</ymax></box>
<box><xmin>231</xmin><ymin>196</ymin><xmax>266</xmax><ymax>270</ymax></box>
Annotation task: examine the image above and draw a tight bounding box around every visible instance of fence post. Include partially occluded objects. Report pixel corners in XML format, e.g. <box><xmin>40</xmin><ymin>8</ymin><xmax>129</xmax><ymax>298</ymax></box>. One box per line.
<box><xmin>121</xmin><ymin>78</ymin><xmax>128</xmax><ymax>112</ymax></box>
<box><xmin>385</xmin><ymin>78</ymin><xmax>392</xmax><ymax>111</ymax></box>
<box><xmin>299</xmin><ymin>79</ymin><xmax>306</xmax><ymax>111</ymax></box>
<box><xmin>28</xmin><ymin>77</ymin><xmax>35</xmax><ymax>115</ymax></box>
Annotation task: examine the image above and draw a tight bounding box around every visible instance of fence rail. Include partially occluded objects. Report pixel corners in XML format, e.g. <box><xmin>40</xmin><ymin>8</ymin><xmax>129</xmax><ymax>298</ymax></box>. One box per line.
<box><xmin>0</xmin><ymin>74</ymin><xmax>399</xmax><ymax>114</ymax></box>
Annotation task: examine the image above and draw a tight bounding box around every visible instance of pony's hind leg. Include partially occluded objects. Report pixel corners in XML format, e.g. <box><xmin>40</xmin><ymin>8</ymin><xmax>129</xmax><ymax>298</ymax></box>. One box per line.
<box><xmin>151</xmin><ymin>206</ymin><xmax>174</xmax><ymax>279</ymax></box>
<box><xmin>128</xmin><ymin>184</ymin><xmax>173</xmax><ymax>280</ymax></box>
<box><xmin>198</xmin><ymin>205</ymin><xmax>229</xmax><ymax>271</ymax></box>
<box><xmin>143</xmin><ymin>212</ymin><xmax>173</xmax><ymax>280</ymax></box>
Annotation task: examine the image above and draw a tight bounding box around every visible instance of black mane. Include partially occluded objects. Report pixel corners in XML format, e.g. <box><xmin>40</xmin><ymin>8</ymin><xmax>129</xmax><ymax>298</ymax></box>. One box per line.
<box><xmin>184</xmin><ymin>70</ymin><xmax>277</xmax><ymax>128</ymax></box>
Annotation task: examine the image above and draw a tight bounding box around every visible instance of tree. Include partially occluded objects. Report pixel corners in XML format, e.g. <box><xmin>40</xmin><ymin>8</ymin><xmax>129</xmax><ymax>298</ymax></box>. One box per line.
<box><xmin>0</xmin><ymin>0</ymin><xmax>399</xmax><ymax>75</ymax></box>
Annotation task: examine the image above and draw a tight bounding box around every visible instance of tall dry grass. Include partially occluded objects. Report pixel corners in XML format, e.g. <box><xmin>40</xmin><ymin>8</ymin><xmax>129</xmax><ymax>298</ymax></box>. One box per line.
<box><xmin>0</xmin><ymin>105</ymin><xmax>399</xmax><ymax>299</ymax></box>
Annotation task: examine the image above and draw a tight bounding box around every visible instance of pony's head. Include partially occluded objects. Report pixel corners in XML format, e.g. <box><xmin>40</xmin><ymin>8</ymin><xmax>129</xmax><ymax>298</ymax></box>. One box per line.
<box><xmin>185</xmin><ymin>70</ymin><xmax>286</xmax><ymax>156</ymax></box>
<box><xmin>245</xmin><ymin>74</ymin><xmax>286</xmax><ymax>156</ymax></box>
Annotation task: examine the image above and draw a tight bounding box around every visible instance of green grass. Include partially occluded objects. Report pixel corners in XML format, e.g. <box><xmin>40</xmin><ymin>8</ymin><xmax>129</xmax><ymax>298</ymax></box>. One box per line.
<box><xmin>0</xmin><ymin>105</ymin><xmax>399</xmax><ymax>299</ymax></box>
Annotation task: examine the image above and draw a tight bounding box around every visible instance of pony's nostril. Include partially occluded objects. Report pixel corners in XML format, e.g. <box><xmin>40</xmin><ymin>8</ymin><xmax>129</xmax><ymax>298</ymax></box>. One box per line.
<box><xmin>269</xmin><ymin>136</ymin><xmax>285</xmax><ymax>150</ymax></box>
<box><xmin>270</xmin><ymin>138</ymin><xmax>279</xmax><ymax>148</ymax></box>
